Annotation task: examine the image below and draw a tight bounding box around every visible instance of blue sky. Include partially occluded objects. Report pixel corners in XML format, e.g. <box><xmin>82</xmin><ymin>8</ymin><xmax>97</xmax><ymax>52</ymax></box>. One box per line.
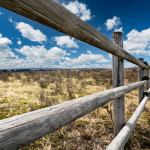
<box><xmin>0</xmin><ymin>0</ymin><xmax>150</xmax><ymax>69</ymax></box>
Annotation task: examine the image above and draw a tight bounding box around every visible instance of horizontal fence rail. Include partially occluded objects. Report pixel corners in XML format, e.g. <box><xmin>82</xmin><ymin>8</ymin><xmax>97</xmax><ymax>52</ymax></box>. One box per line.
<box><xmin>0</xmin><ymin>80</ymin><xmax>148</xmax><ymax>150</ymax></box>
<box><xmin>106</xmin><ymin>88</ymin><xmax>150</xmax><ymax>150</ymax></box>
<box><xmin>0</xmin><ymin>0</ymin><xmax>149</xmax><ymax>70</ymax></box>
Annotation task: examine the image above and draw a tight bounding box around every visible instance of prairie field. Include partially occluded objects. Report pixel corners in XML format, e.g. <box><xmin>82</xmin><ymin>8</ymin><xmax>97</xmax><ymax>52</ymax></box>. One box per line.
<box><xmin>0</xmin><ymin>68</ymin><xmax>150</xmax><ymax>150</ymax></box>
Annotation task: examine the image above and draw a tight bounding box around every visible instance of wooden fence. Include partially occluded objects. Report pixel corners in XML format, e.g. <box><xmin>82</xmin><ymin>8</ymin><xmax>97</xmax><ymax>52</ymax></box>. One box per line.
<box><xmin>0</xmin><ymin>0</ymin><xmax>150</xmax><ymax>150</ymax></box>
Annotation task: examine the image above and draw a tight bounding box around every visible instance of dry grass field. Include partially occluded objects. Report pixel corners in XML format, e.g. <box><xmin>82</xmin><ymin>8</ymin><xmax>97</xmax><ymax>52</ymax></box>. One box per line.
<box><xmin>0</xmin><ymin>68</ymin><xmax>150</xmax><ymax>150</ymax></box>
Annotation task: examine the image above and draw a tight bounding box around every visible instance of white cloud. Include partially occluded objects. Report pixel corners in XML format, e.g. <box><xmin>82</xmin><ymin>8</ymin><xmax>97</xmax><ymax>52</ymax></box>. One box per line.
<box><xmin>0</xmin><ymin>33</ymin><xmax>18</xmax><ymax>64</ymax></box>
<box><xmin>0</xmin><ymin>33</ymin><xmax>110</xmax><ymax>69</ymax></box>
<box><xmin>63</xmin><ymin>0</ymin><xmax>92</xmax><ymax>21</ymax></box>
<box><xmin>124</xmin><ymin>62</ymin><xmax>136</xmax><ymax>68</ymax></box>
<box><xmin>0</xmin><ymin>45</ymin><xmax>70</xmax><ymax>69</ymax></box>
<box><xmin>59</xmin><ymin>50</ymin><xmax>109</xmax><ymax>68</ymax></box>
<box><xmin>114</xmin><ymin>27</ymin><xmax>123</xmax><ymax>32</ymax></box>
<box><xmin>97</xmin><ymin>26</ymin><xmax>102</xmax><ymax>31</ymax></box>
<box><xmin>0</xmin><ymin>41</ymin><xmax>110</xmax><ymax>69</ymax></box>
<box><xmin>109</xmin><ymin>54</ymin><xmax>112</xmax><ymax>59</ymax></box>
<box><xmin>16</xmin><ymin>45</ymin><xmax>47</xmax><ymax>58</ymax></box>
<box><xmin>87</xmin><ymin>50</ymin><xmax>92</xmax><ymax>55</ymax></box>
<box><xmin>15</xmin><ymin>22</ymin><xmax>47</xmax><ymax>43</ymax></box>
<box><xmin>54</xmin><ymin>36</ymin><xmax>79</xmax><ymax>48</ymax></box>
<box><xmin>0</xmin><ymin>34</ymin><xmax>12</xmax><ymax>46</ymax></box>
<box><xmin>70</xmin><ymin>50</ymin><xmax>77</xmax><ymax>53</ymax></box>
<box><xmin>8</xmin><ymin>17</ymin><xmax>13</xmax><ymax>23</ymax></box>
<box><xmin>15</xmin><ymin>46</ymin><xmax>68</xmax><ymax>65</ymax></box>
<box><xmin>124</xmin><ymin>28</ymin><xmax>150</xmax><ymax>55</ymax></box>
<box><xmin>105</xmin><ymin>16</ymin><xmax>121</xmax><ymax>30</ymax></box>
<box><xmin>0</xmin><ymin>12</ymin><xmax>4</xmax><ymax>16</ymax></box>
<box><xmin>17</xmin><ymin>40</ymin><xmax>22</xmax><ymax>45</ymax></box>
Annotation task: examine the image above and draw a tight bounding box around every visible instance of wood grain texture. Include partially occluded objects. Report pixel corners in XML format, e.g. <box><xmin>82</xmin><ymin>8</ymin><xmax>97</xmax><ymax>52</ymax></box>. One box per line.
<box><xmin>106</xmin><ymin>88</ymin><xmax>150</xmax><ymax>150</ymax></box>
<box><xmin>138</xmin><ymin>58</ymin><xmax>145</xmax><ymax>103</ymax></box>
<box><xmin>149</xmin><ymin>70</ymin><xmax>150</xmax><ymax>88</ymax></box>
<box><xmin>112</xmin><ymin>32</ymin><xmax>125</xmax><ymax>137</ymax></box>
<box><xmin>146</xmin><ymin>70</ymin><xmax>150</xmax><ymax>90</ymax></box>
<box><xmin>0</xmin><ymin>0</ymin><xmax>149</xmax><ymax>69</ymax></box>
<box><xmin>0</xmin><ymin>81</ymin><xmax>148</xmax><ymax>150</ymax></box>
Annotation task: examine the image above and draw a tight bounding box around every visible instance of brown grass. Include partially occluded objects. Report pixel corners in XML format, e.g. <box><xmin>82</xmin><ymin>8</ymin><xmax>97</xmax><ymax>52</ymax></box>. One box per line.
<box><xmin>0</xmin><ymin>68</ymin><xmax>150</xmax><ymax>150</ymax></box>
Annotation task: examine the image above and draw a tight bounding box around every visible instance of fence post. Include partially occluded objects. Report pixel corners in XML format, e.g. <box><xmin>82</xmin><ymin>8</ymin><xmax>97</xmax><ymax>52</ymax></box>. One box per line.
<box><xmin>138</xmin><ymin>58</ymin><xmax>144</xmax><ymax>103</ymax></box>
<box><xmin>146</xmin><ymin>69</ymin><xmax>149</xmax><ymax>90</ymax></box>
<box><xmin>149</xmin><ymin>69</ymin><xmax>150</xmax><ymax>88</ymax></box>
<box><xmin>112</xmin><ymin>32</ymin><xmax>125</xmax><ymax>137</ymax></box>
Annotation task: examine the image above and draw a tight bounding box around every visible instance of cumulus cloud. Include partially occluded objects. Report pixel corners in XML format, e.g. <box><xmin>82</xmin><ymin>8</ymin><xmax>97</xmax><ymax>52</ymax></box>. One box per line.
<box><xmin>105</xmin><ymin>16</ymin><xmax>121</xmax><ymax>30</ymax></box>
<box><xmin>15</xmin><ymin>22</ymin><xmax>47</xmax><ymax>43</ymax></box>
<box><xmin>15</xmin><ymin>46</ymin><xmax>68</xmax><ymax>65</ymax></box>
<box><xmin>0</xmin><ymin>41</ymin><xmax>110</xmax><ymax>69</ymax></box>
<box><xmin>62</xmin><ymin>0</ymin><xmax>92</xmax><ymax>21</ymax></box>
<box><xmin>0</xmin><ymin>45</ymin><xmax>70</xmax><ymax>69</ymax></box>
<box><xmin>0</xmin><ymin>34</ymin><xmax>12</xmax><ymax>46</ymax></box>
<box><xmin>70</xmin><ymin>50</ymin><xmax>77</xmax><ymax>53</ymax></box>
<box><xmin>124</xmin><ymin>28</ymin><xmax>150</xmax><ymax>55</ymax></box>
<box><xmin>59</xmin><ymin>50</ymin><xmax>109</xmax><ymax>68</ymax></box>
<box><xmin>54</xmin><ymin>36</ymin><xmax>79</xmax><ymax>48</ymax></box>
<box><xmin>12</xmin><ymin>48</ymin><xmax>108</xmax><ymax>69</ymax></box>
<box><xmin>0</xmin><ymin>32</ymin><xmax>110</xmax><ymax>69</ymax></box>
<box><xmin>0</xmin><ymin>33</ymin><xmax>18</xmax><ymax>64</ymax></box>
<box><xmin>17</xmin><ymin>40</ymin><xmax>22</xmax><ymax>45</ymax></box>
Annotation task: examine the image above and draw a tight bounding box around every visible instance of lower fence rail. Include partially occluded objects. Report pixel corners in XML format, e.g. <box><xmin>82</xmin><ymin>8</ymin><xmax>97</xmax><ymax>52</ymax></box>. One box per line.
<box><xmin>0</xmin><ymin>80</ymin><xmax>148</xmax><ymax>150</ymax></box>
<box><xmin>106</xmin><ymin>88</ymin><xmax>150</xmax><ymax>150</ymax></box>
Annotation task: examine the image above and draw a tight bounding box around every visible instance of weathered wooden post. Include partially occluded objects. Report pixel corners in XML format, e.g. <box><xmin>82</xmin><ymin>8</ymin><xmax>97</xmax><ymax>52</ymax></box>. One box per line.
<box><xmin>112</xmin><ymin>32</ymin><xmax>125</xmax><ymax>137</ymax></box>
<box><xmin>146</xmin><ymin>68</ymin><xmax>149</xmax><ymax>90</ymax></box>
<box><xmin>149</xmin><ymin>69</ymin><xmax>150</xmax><ymax>88</ymax></box>
<box><xmin>143</xmin><ymin>61</ymin><xmax>149</xmax><ymax>90</ymax></box>
<box><xmin>138</xmin><ymin>58</ymin><xmax>144</xmax><ymax>104</ymax></box>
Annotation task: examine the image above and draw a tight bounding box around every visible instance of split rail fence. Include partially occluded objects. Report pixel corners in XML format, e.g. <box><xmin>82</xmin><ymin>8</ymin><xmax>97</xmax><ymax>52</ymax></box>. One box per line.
<box><xmin>0</xmin><ymin>0</ymin><xmax>150</xmax><ymax>150</ymax></box>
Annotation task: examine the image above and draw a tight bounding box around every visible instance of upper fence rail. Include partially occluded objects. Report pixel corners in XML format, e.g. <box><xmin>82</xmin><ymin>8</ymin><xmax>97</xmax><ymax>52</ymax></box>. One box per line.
<box><xmin>0</xmin><ymin>0</ymin><xmax>149</xmax><ymax>69</ymax></box>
